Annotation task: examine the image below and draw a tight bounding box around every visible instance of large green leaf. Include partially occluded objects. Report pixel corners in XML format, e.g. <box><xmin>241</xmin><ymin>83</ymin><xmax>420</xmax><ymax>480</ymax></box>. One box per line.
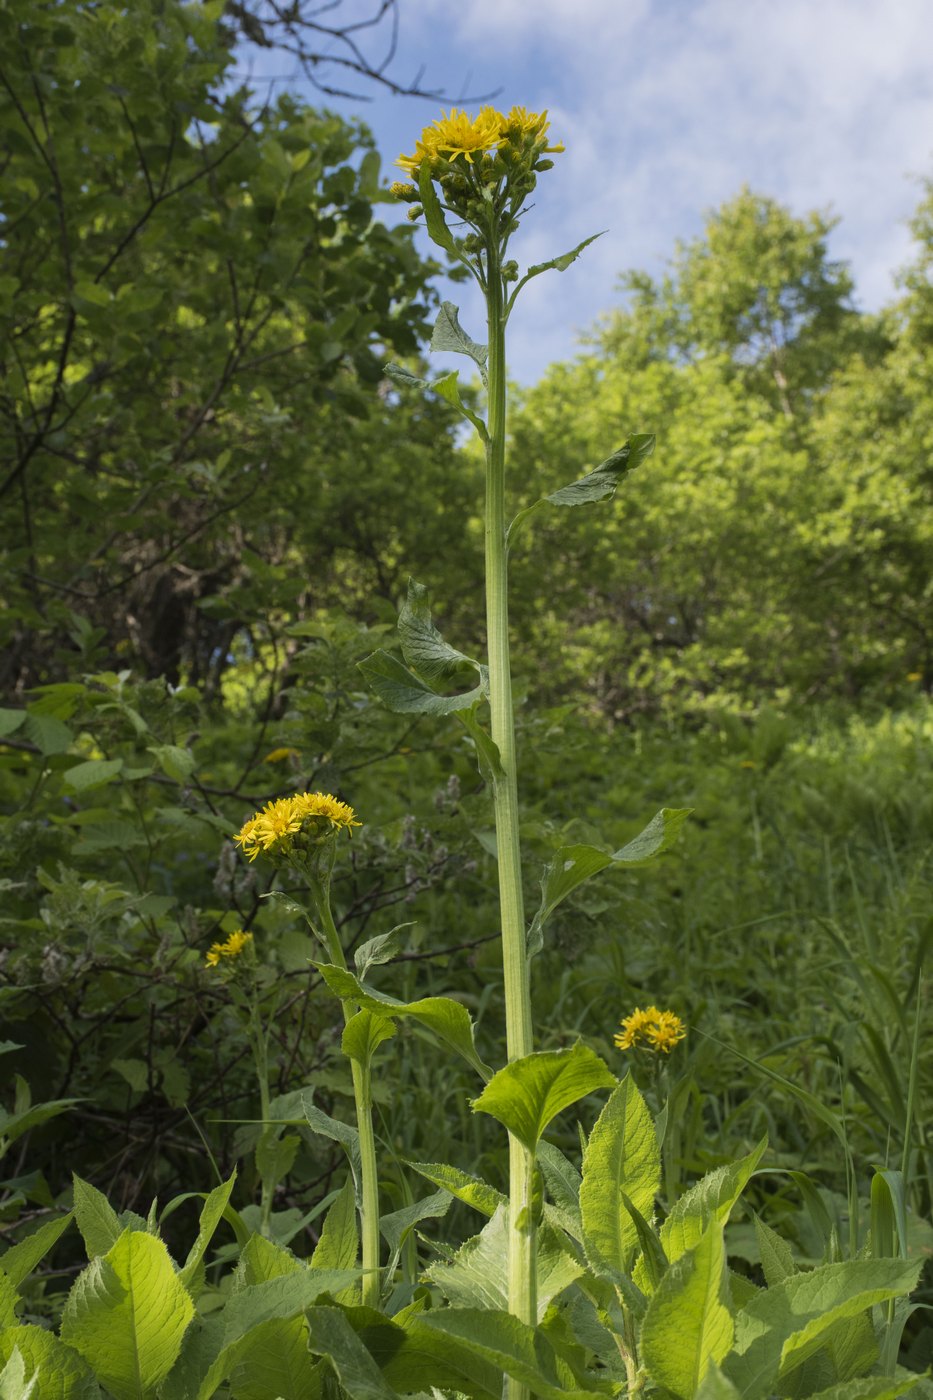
<box><xmin>724</xmin><ymin>1257</ymin><xmax>924</xmax><ymax>1398</ymax></box>
<box><xmin>310</xmin><ymin>1176</ymin><xmax>358</xmax><ymax>1278</ymax></box>
<box><xmin>0</xmin><ymin>1326</ymin><xmax>99</xmax><ymax>1400</ymax></box>
<box><xmin>508</xmin><ymin>434</ymin><xmax>655</xmax><ymax>548</ymax></box>
<box><xmin>305</xmin><ymin>1306</ymin><xmax>400</xmax><ymax>1400</ymax></box>
<box><xmin>580</xmin><ymin>1073</ymin><xmax>660</xmax><ymax>1277</ymax></box>
<box><xmin>0</xmin><ymin>1212</ymin><xmax>74</xmax><ymax>1287</ymax></box>
<box><xmin>641</xmin><ymin>1222</ymin><xmax>734</xmax><ymax>1399</ymax></box>
<box><xmin>342</xmin><ymin>1010</ymin><xmax>396</xmax><ymax>1069</ymax></box>
<box><xmin>417</xmin><ymin>1308</ymin><xmax>612</xmax><ymax>1400</ymax></box>
<box><xmin>225</xmin><ymin>1318</ymin><xmax>325</xmax><ymax>1400</ymax></box>
<box><xmin>695</xmin><ymin>1365</ymin><xmax>742</xmax><ymax>1399</ymax></box>
<box><xmin>805</xmin><ymin>1376</ymin><xmax>927</xmax><ymax>1399</ymax></box>
<box><xmin>60</xmin><ymin>1230</ymin><xmax>195</xmax><ymax>1400</ymax></box>
<box><xmin>662</xmin><ymin>1137</ymin><xmax>767</xmax><ymax>1263</ymax></box>
<box><xmin>472</xmin><ymin>1043</ymin><xmax>615</xmax><ymax>1154</ymax></box>
<box><xmin>313</xmin><ymin>962</ymin><xmax>491</xmax><ymax>1080</ymax></box>
<box><xmin>528</xmin><ymin>808</ymin><xmax>692</xmax><ymax>955</ymax></box>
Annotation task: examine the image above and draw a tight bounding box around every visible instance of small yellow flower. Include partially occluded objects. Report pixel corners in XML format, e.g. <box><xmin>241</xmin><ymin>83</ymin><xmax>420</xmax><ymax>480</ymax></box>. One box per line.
<box><xmin>500</xmin><ymin>105</ymin><xmax>565</xmax><ymax>153</ymax></box>
<box><xmin>907</xmin><ymin>671</ymin><xmax>922</xmax><ymax>683</ymax></box>
<box><xmin>615</xmin><ymin>1005</ymin><xmax>686</xmax><ymax>1054</ymax></box>
<box><xmin>234</xmin><ymin>791</ymin><xmax>360</xmax><ymax>863</ymax></box>
<box><xmin>263</xmin><ymin>747</ymin><xmax>300</xmax><ymax>764</ymax></box>
<box><xmin>205</xmin><ymin>929</ymin><xmax>253</xmax><ymax>968</ymax></box>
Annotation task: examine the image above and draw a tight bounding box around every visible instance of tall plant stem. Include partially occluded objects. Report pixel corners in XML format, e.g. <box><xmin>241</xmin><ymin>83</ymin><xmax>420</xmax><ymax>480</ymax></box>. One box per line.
<box><xmin>248</xmin><ymin>1000</ymin><xmax>274</xmax><ymax>1237</ymax></box>
<box><xmin>313</xmin><ymin>877</ymin><xmax>382</xmax><ymax>1309</ymax></box>
<box><xmin>484</xmin><ymin>243</ymin><xmax>537</xmax><ymax>1379</ymax></box>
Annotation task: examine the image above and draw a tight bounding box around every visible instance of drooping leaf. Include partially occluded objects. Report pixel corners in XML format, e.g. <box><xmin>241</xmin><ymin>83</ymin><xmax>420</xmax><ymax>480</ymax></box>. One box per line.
<box><xmin>301</xmin><ymin>1094</ymin><xmax>362</xmax><ymax>1190</ymax></box>
<box><xmin>661</xmin><ymin>1137</ymin><xmax>768</xmax><ymax>1263</ymax></box>
<box><xmin>430</xmin><ymin>302</ymin><xmax>488</xmax><ymax>380</ymax></box>
<box><xmin>60</xmin><ymin>1230</ymin><xmax>195</xmax><ymax>1400</ymax></box>
<box><xmin>313</xmin><ymin>963</ymin><xmax>492</xmax><ymax>1080</ymax></box>
<box><xmin>640</xmin><ymin>1222</ymin><xmax>734</xmax><ymax>1400</ymax></box>
<box><xmin>580</xmin><ymin>1073</ymin><xmax>660</xmax><ymax>1278</ymax></box>
<box><xmin>471</xmin><ymin>1042</ymin><xmax>615</xmax><ymax>1154</ymax></box>
<box><xmin>398</xmin><ymin>579</ymin><xmax>486</xmax><ymax>691</ymax></box>
<box><xmin>406</xmin><ymin>1161</ymin><xmax>505</xmax><ymax>1219</ymax></box>
<box><xmin>508</xmin><ymin>435</ymin><xmax>655</xmax><ymax>548</ymax></box>
<box><xmin>430</xmin><ymin>370</ymin><xmax>488</xmax><ymax>438</ymax></box>
<box><xmin>358</xmin><ymin>649</ymin><xmax>484</xmax><ymax>717</ymax></box>
<box><xmin>528</xmin><ymin>808</ymin><xmax>692</xmax><ymax>955</ymax></box>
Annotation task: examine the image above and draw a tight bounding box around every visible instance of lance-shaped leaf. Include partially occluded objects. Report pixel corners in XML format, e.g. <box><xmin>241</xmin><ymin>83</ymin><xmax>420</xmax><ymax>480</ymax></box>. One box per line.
<box><xmin>313</xmin><ymin>963</ymin><xmax>492</xmax><ymax>1080</ymax></box>
<box><xmin>580</xmin><ymin>1073</ymin><xmax>660</xmax><ymax>1279</ymax></box>
<box><xmin>306</xmin><ymin>1305</ymin><xmax>401</xmax><ymax>1400</ymax></box>
<box><xmin>508</xmin><ymin>434</ymin><xmax>655</xmax><ymax>548</ymax></box>
<box><xmin>407</xmin><ymin>1160</ymin><xmax>506</xmax><ymax>1218</ymax></box>
<box><xmin>471</xmin><ymin>1043</ymin><xmax>615</xmax><ymax>1155</ymax></box>
<box><xmin>528</xmin><ymin>807</ymin><xmax>692</xmax><ymax>956</ymax></box>
<box><xmin>178</xmin><ymin>1171</ymin><xmax>237</xmax><ymax>1289</ymax></box>
<box><xmin>641</xmin><ymin>1222</ymin><xmax>734</xmax><ymax>1400</ymax></box>
<box><xmin>506</xmin><ymin>232</ymin><xmax>606</xmax><ymax>314</ymax></box>
<box><xmin>60</xmin><ymin>1230</ymin><xmax>195</xmax><ymax>1400</ymax></box>
<box><xmin>419</xmin><ymin>162</ymin><xmax>457</xmax><ymax>257</ymax></box>
<box><xmin>431</xmin><ymin>301</ymin><xmax>488</xmax><ymax>381</ymax></box>
<box><xmin>301</xmin><ymin>1094</ymin><xmax>362</xmax><ymax>1190</ymax></box>
<box><xmin>661</xmin><ymin>1137</ymin><xmax>768</xmax><ymax>1264</ymax></box>
<box><xmin>0</xmin><ymin>1211</ymin><xmax>73</xmax><ymax>1287</ymax></box>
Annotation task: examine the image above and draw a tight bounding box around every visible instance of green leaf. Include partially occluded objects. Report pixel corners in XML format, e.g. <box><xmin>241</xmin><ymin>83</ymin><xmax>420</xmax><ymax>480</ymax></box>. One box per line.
<box><xmin>580</xmin><ymin>1072</ymin><xmax>660</xmax><ymax>1278</ymax></box>
<box><xmin>430</xmin><ymin>302</ymin><xmax>488</xmax><ymax>380</ymax></box>
<box><xmin>0</xmin><ymin>1211</ymin><xmax>74</xmax><ymax>1287</ymax></box>
<box><xmin>418</xmin><ymin>163</ymin><xmax>457</xmax><ymax>257</ymax></box>
<box><xmin>429</xmin><ymin>369</ymin><xmax>488</xmax><ymax>439</ymax></box>
<box><xmin>72</xmin><ymin>281</ymin><xmax>111</xmax><ymax>310</ymax></box>
<box><xmin>537</xmin><ymin>1139</ymin><xmax>583</xmax><ymax>1239</ymax></box>
<box><xmin>301</xmin><ymin>1094</ymin><xmax>362</xmax><ymax>1191</ymax></box>
<box><xmin>178</xmin><ymin>1172</ymin><xmax>237</xmax><ymax>1289</ymax></box>
<box><xmin>508</xmin><ymin>434</ymin><xmax>655</xmax><ymax>548</ymax></box>
<box><xmin>71</xmin><ymin>1177</ymin><xmax>121</xmax><ymax>1259</ymax></box>
<box><xmin>870</xmin><ymin>1168</ymin><xmax>909</xmax><ymax>1261</ymax></box>
<box><xmin>641</xmin><ymin>1222</ymin><xmax>734</xmax><ymax>1400</ymax></box>
<box><xmin>310</xmin><ymin>1177</ymin><xmax>358</xmax><ymax>1281</ymax></box>
<box><xmin>305</xmin><ymin>1305</ymin><xmax>400</xmax><ymax>1400</ymax></box>
<box><xmin>399</xmin><ymin>579</ymin><xmax>486</xmax><ymax>691</ymax></box>
<box><xmin>313</xmin><ymin>963</ymin><xmax>492</xmax><ymax>1080</ymax></box>
<box><xmin>753</xmin><ymin>1215</ymin><xmax>796</xmax><ymax>1288</ymax></box>
<box><xmin>425</xmin><ymin>1207</ymin><xmax>582</xmax><ymax>1322</ymax></box>
<box><xmin>528</xmin><ymin>807</ymin><xmax>692</xmax><ymax>955</ymax></box>
<box><xmin>0</xmin><ymin>1346</ymin><xmax>33</xmax><ymax>1400</ymax></box>
<box><xmin>222</xmin><ymin>1267</ymin><xmax>359</xmax><ymax>1342</ymax></box>
<box><xmin>405</xmin><ymin>1161</ymin><xmax>505</xmax><ymax>1218</ymax></box>
<box><xmin>805</xmin><ymin>1376</ymin><xmax>927</xmax><ymax>1399</ymax></box>
<box><xmin>661</xmin><ymin>1136</ymin><xmax>768</xmax><ymax>1263</ymax></box>
<box><xmin>621</xmin><ymin>1190</ymin><xmax>668</xmax><ymax>1292</ymax></box>
<box><xmin>62</xmin><ymin>759</ymin><xmax>123</xmax><ymax>793</ymax></box>
<box><xmin>381</xmin><ymin>1191</ymin><xmax>450</xmax><ymax>1282</ymax></box>
<box><xmin>112</xmin><ymin>1059</ymin><xmax>148</xmax><ymax>1093</ymax></box>
<box><xmin>471</xmin><ymin>1042</ymin><xmax>615</xmax><ymax>1155</ymax></box>
<box><xmin>507</xmin><ymin>232</ymin><xmax>606</xmax><ymax>312</ymax></box>
<box><xmin>417</xmin><ymin>1308</ymin><xmax>612</xmax><ymax>1400</ymax></box>
<box><xmin>695</xmin><ymin>1364</ymin><xmax>743</xmax><ymax>1399</ymax></box>
<box><xmin>342</xmin><ymin>1009</ymin><xmax>396</xmax><ymax>1069</ymax></box>
<box><xmin>146</xmin><ymin>744</ymin><xmax>195</xmax><ymax>783</ymax></box>
<box><xmin>354</xmin><ymin>923</ymin><xmax>416</xmax><ymax>981</ymax></box>
<box><xmin>383</xmin><ymin>362</ymin><xmax>425</xmax><ymax>390</ymax></box>
<box><xmin>23</xmin><ymin>713</ymin><xmax>73</xmax><ymax>755</ymax></box>
<box><xmin>724</xmin><ymin>1257</ymin><xmax>924</xmax><ymax>1398</ymax></box>
<box><xmin>223</xmin><ymin>1319</ymin><xmax>324</xmax><ymax>1400</ymax></box>
<box><xmin>0</xmin><ymin>710</ymin><xmax>26</xmax><ymax>739</ymax></box>
<box><xmin>60</xmin><ymin>1230</ymin><xmax>195</xmax><ymax>1400</ymax></box>
<box><xmin>255</xmin><ymin>1130</ymin><xmax>300</xmax><ymax>1187</ymax></box>
<box><xmin>0</xmin><ymin>1271</ymin><xmax>18</xmax><ymax>1329</ymax></box>
<box><xmin>358</xmin><ymin>649</ymin><xmax>484</xmax><ymax>716</ymax></box>
<box><xmin>0</xmin><ymin>1326</ymin><xmax>99</xmax><ymax>1400</ymax></box>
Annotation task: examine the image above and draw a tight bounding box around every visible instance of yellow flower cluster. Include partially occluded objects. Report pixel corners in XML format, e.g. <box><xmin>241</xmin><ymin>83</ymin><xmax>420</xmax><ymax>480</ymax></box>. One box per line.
<box><xmin>205</xmin><ymin>929</ymin><xmax>253</xmax><ymax>968</ymax></box>
<box><xmin>234</xmin><ymin>791</ymin><xmax>360</xmax><ymax>863</ymax></box>
<box><xmin>397</xmin><ymin>105</ymin><xmax>564</xmax><ymax>176</ymax></box>
<box><xmin>615</xmin><ymin>1006</ymin><xmax>687</xmax><ymax>1054</ymax></box>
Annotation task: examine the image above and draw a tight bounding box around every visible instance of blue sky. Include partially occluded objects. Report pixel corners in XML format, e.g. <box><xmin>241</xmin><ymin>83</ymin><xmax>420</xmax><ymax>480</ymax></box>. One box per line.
<box><xmin>237</xmin><ymin>0</ymin><xmax>933</xmax><ymax>385</ymax></box>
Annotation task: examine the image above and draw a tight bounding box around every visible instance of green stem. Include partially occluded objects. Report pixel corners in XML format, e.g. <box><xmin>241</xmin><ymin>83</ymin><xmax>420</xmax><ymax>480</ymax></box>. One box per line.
<box><xmin>313</xmin><ymin>876</ymin><xmax>381</xmax><ymax>1309</ymax></box>
<box><xmin>484</xmin><ymin>238</ymin><xmax>537</xmax><ymax>1375</ymax></box>
<box><xmin>248</xmin><ymin>999</ymin><xmax>274</xmax><ymax>1237</ymax></box>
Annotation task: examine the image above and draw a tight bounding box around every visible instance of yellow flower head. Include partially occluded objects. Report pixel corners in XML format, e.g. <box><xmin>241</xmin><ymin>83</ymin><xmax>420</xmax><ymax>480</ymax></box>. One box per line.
<box><xmin>615</xmin><ymin>1005</ymin><xmax>686</xmax><ymax>1055</ymax></box>
<box><xmin>205</xmin><ymin>929</ymin><xmax>253</xmax><ymax>968</ymax></box>
<box><xmin>234</xmin><ymin>791</ymin><xmax>361</xmax><ymax>864</ymax></box>
<box><xmin>396</xmin><ymin>104</ymin><xmax>563</xmax><ymax>177</ymax></box>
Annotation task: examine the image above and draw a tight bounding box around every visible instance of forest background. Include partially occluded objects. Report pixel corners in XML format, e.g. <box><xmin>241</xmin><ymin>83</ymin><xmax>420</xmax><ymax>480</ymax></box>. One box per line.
<box><xmin>0</xmin><ymin>0</ymin><xmax>930</xmax><ymax>1366</ymax></box>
